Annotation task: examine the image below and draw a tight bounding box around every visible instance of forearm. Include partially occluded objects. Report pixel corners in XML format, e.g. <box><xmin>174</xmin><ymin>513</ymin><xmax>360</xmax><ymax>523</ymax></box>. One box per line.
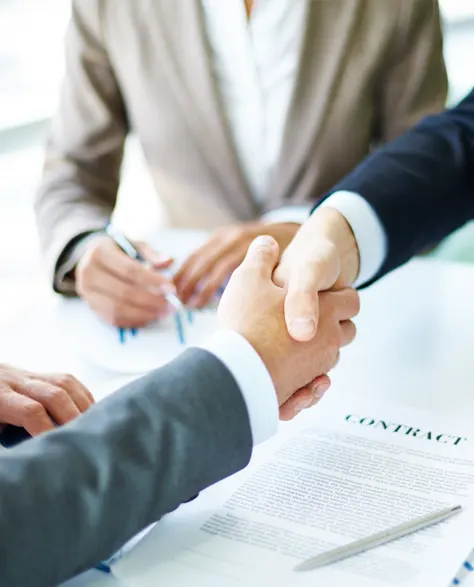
<box><xmin>319</xmin><ymin>91</ymin><xmax>474</xmax><ymax>284</ymax></box>
<box><xmin>0</xmin><ymin>349</ymin><xmax>252</xmax><ymax>587</ymax></box>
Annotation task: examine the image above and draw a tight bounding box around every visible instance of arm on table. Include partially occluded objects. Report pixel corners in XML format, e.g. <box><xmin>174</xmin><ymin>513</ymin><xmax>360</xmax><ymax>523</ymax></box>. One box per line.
<box><xmin>0</xmin><ymin>349</ymin><xmax>254</xmax><ymax>587</ymax></box>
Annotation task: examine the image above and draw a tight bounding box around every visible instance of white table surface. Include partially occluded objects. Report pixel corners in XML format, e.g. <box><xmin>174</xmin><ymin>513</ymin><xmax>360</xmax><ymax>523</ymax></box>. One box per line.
<box><xmin>2</xmin><ymin>256</ymin><xmax>474</xmax><ymax>587</ymax></box>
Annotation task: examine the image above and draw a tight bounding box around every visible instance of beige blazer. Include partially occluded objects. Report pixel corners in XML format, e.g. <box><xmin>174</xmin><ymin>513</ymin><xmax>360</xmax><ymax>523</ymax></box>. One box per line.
<box><xmin>36</xmin><ymin>0</ymin><xmax>447</xmax><ymax>290</ymax></box>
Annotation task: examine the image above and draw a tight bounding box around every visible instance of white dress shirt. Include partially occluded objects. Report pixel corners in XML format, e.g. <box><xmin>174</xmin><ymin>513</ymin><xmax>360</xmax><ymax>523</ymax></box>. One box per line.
<box><xmin>201</xmin><ymin>330</ymin><xmax>278</xmax><ymax>445</ymax></box>
<box><xmin>321</xmin><ymin>192</ymin><xmax>387</xmax><ymax>286</ymax></box>
<box><xmin>201</xmin><ymin>0</ymin><xmax>311</xmax><ymax>224</ymax></box>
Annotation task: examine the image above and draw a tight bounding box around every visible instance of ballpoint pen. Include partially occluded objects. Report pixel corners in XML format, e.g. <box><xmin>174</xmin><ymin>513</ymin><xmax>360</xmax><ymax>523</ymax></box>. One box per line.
<box><xmin>294</xmin><ymin>504</ymin><xmax>463</xmax><ymax>572</ymax></box>
<box><xmin>105</xmin><ymin>224</ymin><xmax>189</xmax><ymax>345</ymax></box>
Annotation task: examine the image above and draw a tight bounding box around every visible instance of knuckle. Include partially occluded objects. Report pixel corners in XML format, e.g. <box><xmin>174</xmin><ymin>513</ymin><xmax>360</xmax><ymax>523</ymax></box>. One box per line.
<box><xmin>228</xmin><ymin>227</ymin><xmax>242</xmax><ymax>240</ymax></box>
<box><xmin>48</xmin><ymin>386</ymin><xmax>69</xmax><ymax>403</ymax></box>
<box><xmin>118</xmin><ymin>284</ymin><xmax>134</xmax><ymax>303</ymax></box>
<box><xmin>125</xmin><ymin>264</ymin><xmax>139</xmax><ymax>281</ymax></box>
<box><xmin>224</xmin><ymin>227</ymin><xmax>245</xmax><ymax>246</ymax></box>
<box><xmin>87</xmin><ymin>239</ymin><xmax>106</xmax><ymax>263</ymax></box>
<box><xmin>55</xmin><ymin>373</ymin><xmax>77</xmax><ymax>389</ymax></box>
<box><xmin>22</xmin><ymin>402</ymin><xmax>47</xmax><ymax>424</ymax></box>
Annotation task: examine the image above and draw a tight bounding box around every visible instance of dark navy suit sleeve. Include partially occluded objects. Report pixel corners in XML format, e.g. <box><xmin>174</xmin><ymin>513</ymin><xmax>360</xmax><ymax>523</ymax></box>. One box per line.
<box><xmin>316</xmin><ymin>89</ymin><xmax>474</xmax><ymax>285</ymax></box>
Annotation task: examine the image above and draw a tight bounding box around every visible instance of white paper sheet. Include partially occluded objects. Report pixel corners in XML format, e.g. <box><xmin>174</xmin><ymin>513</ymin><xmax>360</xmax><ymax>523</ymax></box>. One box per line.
<box><xmin>56</xmin><ymin>301</ymin><xmax>218</xmax><ymax>374</ymax></box>
<box><xmin>56</xmin><ymin>228</ymin><xmax>218</xmax><ymax>374</ymax></box>
<box><xmin>112</xmin><ymin>396</ymin><xmax>474</xmax><ymax>587</ymax></box>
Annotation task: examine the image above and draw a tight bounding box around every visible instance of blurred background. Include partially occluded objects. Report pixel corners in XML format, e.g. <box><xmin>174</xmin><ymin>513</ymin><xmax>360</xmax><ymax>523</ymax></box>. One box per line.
<box><xmin>1</xmin><ymin>0</ymin><xmax>474</xmax><ymax>326</ymax></box>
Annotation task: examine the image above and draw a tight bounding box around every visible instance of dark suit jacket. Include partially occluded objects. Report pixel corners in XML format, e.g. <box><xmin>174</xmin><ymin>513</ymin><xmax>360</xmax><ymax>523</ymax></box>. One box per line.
<box><xmin>0</xmin><ymin>349</ymin><xmax>252</xmax><ymax>587</ymax></box>
<box><xmin>322</xmin><ymin>88</ymin><xmax>474</xmax><ymax>285</ymax></box>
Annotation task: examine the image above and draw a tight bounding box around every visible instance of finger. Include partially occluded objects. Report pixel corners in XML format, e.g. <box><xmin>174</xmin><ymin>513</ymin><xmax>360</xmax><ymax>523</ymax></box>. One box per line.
<box><xmin>328</xmin><ymin>351</ymin><xmax>341</xmax><ymax>372</ymax></box>
<box><xmin>18</xmin><ymin>380</ymin><xmax>81</xmax><ymax>426</ymax></box>
<box><xmin>279</xmin><ymin>387</ymin><xmax>315</xmax><ymax>421</ymax></box>
<box><xmin>279</xmin><ymin>375</ymin><xmax>331</xmax><ymax>421</ymax></box>
<box><xmin>189</xmin><ymin>253</ymin><xmax>243</xmax><ymax>309</ymax></box>
<box><xmin>38</xmin><ymin>373</ymin><xmax>95</xmax><ymax>412</ymax></box>
<box><xmin>235</xmin><ymin>235</ymin><xmax>279</xmax><ymax>281</ymax></box>
<box><xmin>153</xmin><ymin>258</ymin><xmax>174</xmax><ymax>270</ymax></box>
<box><xmin>284</xmin><ymin>241</ymin><xmax>340</xmax><ymax>342</ymax></box>
<box><xmin>175</xmin><ymin>241</ymin><xmax>232</xmax><ymax>303</ymax></box>
<box><xmin>340</xmin><ymin>319</ymin><xmax>357</xmax><ymax>347</ymax></box>
<box><xmin>135</xmin><ymin>242</ymin><xmax>175</xmax><ymax>270</ymax></box>
<box><xmin>87</xmin><ymin>291</ymin><xmax>160</xmax><ymax>328</ymax></box>
<box><xmin>85</xmin><ymin>269</ymin><xmax>168</xmax><ymax>314</ymax></box>
<box><xmin>174</xmin><ymin>240</ymin><xmax>221</xmax><ymax>286</ymax></box>
<box><xmin>324</xmin><ymin>288</ymin><xmax>360</xmax><ymax>321</ymax></box>
<box><xmin>92</xmin><ymin>239</ymin><xmax>173</xmax><ymax>289</ymax></box>
<box><xmin>0</xmin><ymin>386</ymin><xmax>55</xmax><ymax>436</ymax></box>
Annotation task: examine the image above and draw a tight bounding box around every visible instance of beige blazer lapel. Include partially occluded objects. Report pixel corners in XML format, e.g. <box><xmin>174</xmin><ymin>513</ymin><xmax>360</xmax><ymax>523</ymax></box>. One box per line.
<box><xmin>270</xmin><ymin>0</ymin><xmax>363</xmax><ymax>203</ymax></box>
<box><xmin>145</xmin><ymin>0</ymin><xmax>257</xmax><ymax>219</ymax></box>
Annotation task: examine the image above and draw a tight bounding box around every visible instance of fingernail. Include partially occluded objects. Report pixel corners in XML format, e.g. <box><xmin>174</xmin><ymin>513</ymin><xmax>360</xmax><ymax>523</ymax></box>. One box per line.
<box><xmin>290</xmin><ymin>317</ymin><xmax>316</xmax><ymax>339</ymax></box>
<box><xmin>156</xmin><ymin>254</ymin><xmax>173</xmax><ymax>263</ymax></box>
<box><xmin>188</xmin><ymin>296</ymin><xmax>200</xmax><ymax>308</ymax></box>
<box><xmin>160</xmin><ymin>283</ymin><xmax>176</xmax><ymax>295</ymax></box>
<box><xmin>253</xmin><ymin>235</ymin><xmax>276</xmax><ymax>249</ymax></box>
<box><xmin>314</xmin><ymin>382</ymin><xmax>330</xmax><ymax>399</ymax></box>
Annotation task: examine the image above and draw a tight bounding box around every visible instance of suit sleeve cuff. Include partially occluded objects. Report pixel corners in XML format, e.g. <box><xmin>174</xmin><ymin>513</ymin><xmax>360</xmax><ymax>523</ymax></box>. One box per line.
<box><xmin>200</xmin><ymin>330</ymin><xmax>278</xmax><ymax>445</ymax></box>
<box><xmin>261</xmin><ymin>205</ymin><xmax>311</xmax><ymax>226</ymax></box>
<box><xmin>319</xmin><ymin>191</ymin><xmax>387</xmax><ymax>287</ymax></box>
<box><xmin>54</xmin><ymin>232</ymin><xmax>104</xmax><ymax>294</ymax></box>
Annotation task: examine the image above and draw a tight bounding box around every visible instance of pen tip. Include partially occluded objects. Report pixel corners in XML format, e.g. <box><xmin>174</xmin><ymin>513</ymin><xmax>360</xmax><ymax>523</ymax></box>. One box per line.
<box><xmin>293</xmin><ymin>563</ymin><xmax>308</xmax><ymax>572</ymax></box>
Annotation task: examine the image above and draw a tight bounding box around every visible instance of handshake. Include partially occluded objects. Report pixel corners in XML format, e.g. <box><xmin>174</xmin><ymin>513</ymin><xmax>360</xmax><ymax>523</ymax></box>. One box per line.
<box><xmin>217</xmin><ymin>208</ymin><xmax>359</xmax><ymax>421</ymax></box>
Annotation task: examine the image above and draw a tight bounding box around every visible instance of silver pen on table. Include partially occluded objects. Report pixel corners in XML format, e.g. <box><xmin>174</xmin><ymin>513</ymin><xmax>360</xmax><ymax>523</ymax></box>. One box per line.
<box><xmin>294</xmin><ymin>504</ymin><xmax>463</xmax><ymax>572</ymax></box>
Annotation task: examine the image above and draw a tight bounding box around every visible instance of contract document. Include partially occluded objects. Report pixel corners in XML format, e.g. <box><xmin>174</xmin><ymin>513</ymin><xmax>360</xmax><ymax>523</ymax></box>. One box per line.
<box><xmin>112</xmin><ymin>397</ymin><xmax>474</xmax><ymax>587</ymax></box>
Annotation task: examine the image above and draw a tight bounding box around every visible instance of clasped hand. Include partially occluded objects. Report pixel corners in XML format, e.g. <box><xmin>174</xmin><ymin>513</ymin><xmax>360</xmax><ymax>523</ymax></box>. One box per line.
<box><xmin>217</xmin><ymin>235</ymin><xmax>359</xmax><ymax>420</ymax></box>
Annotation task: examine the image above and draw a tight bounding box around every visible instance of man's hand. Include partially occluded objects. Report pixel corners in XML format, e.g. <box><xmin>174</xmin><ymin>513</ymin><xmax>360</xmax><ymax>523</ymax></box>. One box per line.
<box><xmin>76</xmin><ymin>236</ymin><xmax>176</xmax><ymax>328</ymax></box>
<box><xmin>274</xmin><ymin>207</ymin><xmax>360</xmax><ymax>341</ymax></box>
<box><xmin>174</xmin><ymin>222</ymin><xmax>300</xmax><ymax>308</ymax></box>
<box><xmin>218</xmin><ymin>236</ymin><xmax>359</xmax><ymax>419</ymax></box>
<box><xmin>0</xmin><ymin>365</ymin><xmax>94</xmax><ymax>436</ymax></box>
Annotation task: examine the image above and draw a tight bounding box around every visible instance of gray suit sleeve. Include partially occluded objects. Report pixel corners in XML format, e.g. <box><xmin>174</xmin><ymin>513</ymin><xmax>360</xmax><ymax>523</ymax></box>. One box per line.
<box><xmin>0</xmin><ymin>348</ymin><xmax>252</xmax><ymax>587</ymax></box>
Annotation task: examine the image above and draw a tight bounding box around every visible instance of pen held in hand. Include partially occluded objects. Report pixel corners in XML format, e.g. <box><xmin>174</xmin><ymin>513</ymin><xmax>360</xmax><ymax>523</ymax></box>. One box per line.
<box><xmin>294</xmin><ymin>504</ymin><xmax>463</xmax><ymax>572</ymax></box>
<box><xmin>105</xmin><ymin>224</ymin><xmax>188</xmax><ymax>345</ymax></box>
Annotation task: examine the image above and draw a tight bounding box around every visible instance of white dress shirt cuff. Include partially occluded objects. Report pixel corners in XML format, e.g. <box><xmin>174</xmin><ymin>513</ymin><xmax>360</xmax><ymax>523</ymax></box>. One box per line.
<box><xmin>201</xmin><ymin>330</ymin><xmax>278</xmax><ymax>445</ymax></box>
<box><xmin>320</xmin><ymin>191</ymin><xmax>387</xmax><ymax>287</ymax></box>
<box><xmin>261</xmin><ymin>205</ymin><xmax>312</xmax><ymax>226</ymax></box>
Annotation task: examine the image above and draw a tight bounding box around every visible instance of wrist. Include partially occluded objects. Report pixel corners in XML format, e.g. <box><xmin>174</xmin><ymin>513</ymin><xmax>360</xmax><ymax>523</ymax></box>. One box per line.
<box><xmin>312</xmin><ymin>207</ymin><xmax>360</xmax><ymax>287</ymax></box>
<box><xmin>236</xmin><ymin>328</ymin><xmax>289</xmax><ymax>403</ymax></box>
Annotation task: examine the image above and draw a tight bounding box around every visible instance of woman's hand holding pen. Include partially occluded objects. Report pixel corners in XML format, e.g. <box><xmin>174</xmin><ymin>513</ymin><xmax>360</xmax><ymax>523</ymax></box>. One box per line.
<box><xmin>75</xmin><ymin>235</ymin><xmax>176</xmax><ymax>328</ymax></box>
